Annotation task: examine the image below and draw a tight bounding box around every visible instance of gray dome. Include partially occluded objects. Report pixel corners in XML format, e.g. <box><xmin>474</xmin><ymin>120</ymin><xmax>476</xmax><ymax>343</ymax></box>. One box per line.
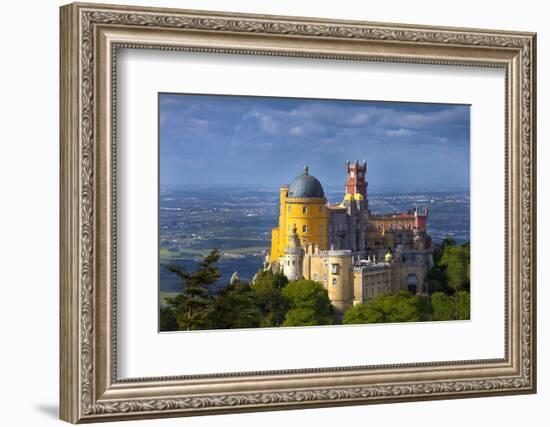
<box><xmin>288</xmin><ymin>166</ymin><xmax>325</xmax><ymax>198</ymax></box>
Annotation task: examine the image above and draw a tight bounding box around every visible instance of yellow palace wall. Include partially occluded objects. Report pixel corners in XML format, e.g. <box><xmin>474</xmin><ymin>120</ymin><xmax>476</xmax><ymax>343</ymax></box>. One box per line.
<box><xmin>271</xmin><ymin>188</ymin><xmax>328</xmax><ymax>261</ymax></box>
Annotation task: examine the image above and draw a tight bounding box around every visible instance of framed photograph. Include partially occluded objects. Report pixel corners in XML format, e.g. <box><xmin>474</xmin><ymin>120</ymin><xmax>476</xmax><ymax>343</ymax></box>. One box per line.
<box><xmin>60</xmin><ymin>2</ymin><xmax>537</xmax><ymax>423</ymax></box>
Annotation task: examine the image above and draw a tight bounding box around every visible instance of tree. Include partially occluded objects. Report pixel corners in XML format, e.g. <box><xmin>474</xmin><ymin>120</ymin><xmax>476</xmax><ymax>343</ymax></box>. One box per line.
<box><xmin>440</xmin><ymin>242</ymin><xmax>470</xmax><ymax>318</ymax></box>
<box><xmin>431</xmin><ymin>291</ymin><xmax>470</xmax><ymax>321</ymax></box>
<box><xmin>252</xmin><ymin>270</ymin><xmax>289</xmax><ymax>327</ymax></box>
<box><xmin>283</xmin><ymin>308</ymin><xmax>320</xmax><ymax>327</ymax></box>
<box><xmin>343</xmin><ymin>302</ymin><xmax>385</xmax><ymax>324</ymax></box>
<box><xmin>425</xmin><ymin>240</ymin><xmax>448</xmax><ymax>294</ymax></box>
<box><xmin>440</xmin><ymin>244</ymin><xmax>470</xmax><ymax>291</ymax></box>
<box><xmin>164</xmin><ymin>249</ymin><xmax>222</xmax><ymax>331</ymax></box>
<box><xmin>426</xmin><ymin>238</ymin><xmax>470</xmax><ymax>298</ymax></box>
<box><xmin>431</xmin><ymin>292</ymin><xmax>455</xmax><ymax>321</ymax></box>
<box><xmin>442</xmin><ymin>236</ymin><xmax>457</xmax><ymax>249</ymax></box>
<box><xmin>343</xmin><ymin>290</ymin><xmax>431</xmax><ymax>324</ymax></box>
<box><xmin>254</xmin><ymin>269</ymin><xmax>288</xmax><ymax>290</ymax></box>
<box><xmin>282</xmin><ymin>280</ymin><xmax>333</xmax><ymax>326</ymax></box>
<box><xmin>457</xmin><ymin>291</ymin><xmax>470</xmax><ymax>320</ymax></box>
<box><xmin>159</xmin><ymin>305</ymin><xmax>178</xmax><ymax>331</ymax></box>
<box><xmin>208</xmin><ymin>281</ymin><xmax>262</xmax><ymax>329</ymax></box>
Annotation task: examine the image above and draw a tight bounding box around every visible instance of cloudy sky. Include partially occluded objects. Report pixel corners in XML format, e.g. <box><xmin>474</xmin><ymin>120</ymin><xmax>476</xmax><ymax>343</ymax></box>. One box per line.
<box><xmin>159</xmin><ymin>93</ymin><xmax>470</xmax><ymax>192</ymax></box>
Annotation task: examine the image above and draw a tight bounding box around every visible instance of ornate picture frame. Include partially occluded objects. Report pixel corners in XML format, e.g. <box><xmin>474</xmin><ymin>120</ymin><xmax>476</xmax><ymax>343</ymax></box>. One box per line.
<box><xmin>60</xmin><ymin>2</ymin><xmax>536</xmax><ymax>423</ymax></box>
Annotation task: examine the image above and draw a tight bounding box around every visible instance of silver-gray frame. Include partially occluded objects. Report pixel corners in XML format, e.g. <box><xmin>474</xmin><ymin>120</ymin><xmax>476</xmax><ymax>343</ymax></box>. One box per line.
<box><xmin>60</xmin><ymin>2</ymin><xmax>536</xmax><ymax>423</ymax></box>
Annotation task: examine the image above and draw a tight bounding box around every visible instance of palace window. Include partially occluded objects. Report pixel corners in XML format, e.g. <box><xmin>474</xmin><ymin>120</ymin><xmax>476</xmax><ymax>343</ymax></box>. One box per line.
<box><xmin>331</xmin><ymin>264</ymin><xmax>339</xmax><ymax>274</ymax></box>
<box><xmin>302</xmin><ymin>206</ymin><xmax>307</xmax><ymax>214</ymax></box>
<box><xmin>302</xmin><ymin>225</ymin><xmax>308</xmax><ymax>233</ymax></box>
<box><xmin>288</xmin><ymin>206</ymin><xmax>292</xmax><ymax>213</ymax></box>
<box><xmin>332</xmin><ymin>278</ymin><xmax>337</xmax><ymax>286</ymax></box>
<box><xmin>319</xmin><ymin>206</ymin><xmax>323</xmax><ymax>213</ymax></box>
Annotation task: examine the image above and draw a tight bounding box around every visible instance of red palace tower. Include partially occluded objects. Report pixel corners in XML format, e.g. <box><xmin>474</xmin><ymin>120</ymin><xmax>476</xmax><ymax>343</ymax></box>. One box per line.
<box><xmin>345</xmin><ymin>160</ymin><xmax>367</xmax><ymax>197</ymax></box>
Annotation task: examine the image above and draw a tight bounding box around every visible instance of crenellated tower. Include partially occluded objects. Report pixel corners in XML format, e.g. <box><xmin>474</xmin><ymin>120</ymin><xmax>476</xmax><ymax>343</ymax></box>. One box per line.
<box><xmin>345</xmin><ymin>160</ymin><xmax>368</xmax><ymax>201</ymax></box>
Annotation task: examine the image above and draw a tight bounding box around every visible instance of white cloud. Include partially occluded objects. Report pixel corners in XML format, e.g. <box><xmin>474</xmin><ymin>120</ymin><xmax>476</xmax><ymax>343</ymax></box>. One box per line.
<box><xmin>347</xmin><ymin>112</ymin><xmax>371</xmax><ymax>126</ymax></box>
<box><xmin>289</xmin><ymin>126</ymin><xmax>304</xmax><ymax>135</ymax></box>
<box><xmin>385</xmin><ymin>128</ymin><xmax>413</xmax><ymax>137</ymax></box>
<box><xmin>395</xmin><ymin>107</ymin><xmax>468</xmax><ymax>129</ymax></box>
<box><xmin>190</xmin><ymin>118</ymin><xmax>208</xmax><ymax>128</ymax></box>
<box><xmin>249</xmin><ymin>109</ymin><xmax>279</xmax><ymax>134</ymax></box>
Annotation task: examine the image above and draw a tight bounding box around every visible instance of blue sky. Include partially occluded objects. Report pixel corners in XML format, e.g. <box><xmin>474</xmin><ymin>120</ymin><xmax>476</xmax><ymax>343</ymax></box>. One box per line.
<box><xmin>159</xmin><ymin>93</ymin><xmax>470</xmax><ymax>192</ymax></box>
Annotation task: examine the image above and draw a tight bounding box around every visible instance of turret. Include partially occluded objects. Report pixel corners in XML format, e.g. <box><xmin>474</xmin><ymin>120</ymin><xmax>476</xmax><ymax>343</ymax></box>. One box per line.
<box><xmin>283</xmin><ymin>224</ymin><xmax>304</xmax><ymax>281</ymax></box>
<box><xmin>326</xmin><ymin>249</ymin><xmax>354</xmax><ymax>313</ymax></box>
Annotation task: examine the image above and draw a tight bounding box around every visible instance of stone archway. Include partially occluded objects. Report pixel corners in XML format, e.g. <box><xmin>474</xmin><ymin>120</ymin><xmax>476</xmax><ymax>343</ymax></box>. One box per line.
<box><xmin>406</xmin><ymin>273</ymin><xmax>418</xmax><ymax>294</ymax></box>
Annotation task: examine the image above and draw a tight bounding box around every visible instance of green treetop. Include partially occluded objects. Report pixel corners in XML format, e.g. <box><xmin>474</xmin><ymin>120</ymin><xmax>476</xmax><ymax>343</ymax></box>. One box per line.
<box><xmin>251</xmin><ymin>270</ymin><xmax>289</xmax><ymax>327</ymax></box>
<box><xmin>208</xmin><ymin>281</ymin><xmax>262</xmax><ymax>329</ymax></box>
<box><xmin>164</xmin><ymin>249</ymin><xmax>222</xmax><ymax>331</ymax></box>
<box><xmin>281</xmin><ymin>279</ymin><xmax>334</xmax><ymax>327</ymax></box>
<box><xmin>343</xmin><ymin>290</ymin><xmax>431</xmax><ymax>324</ymax></box>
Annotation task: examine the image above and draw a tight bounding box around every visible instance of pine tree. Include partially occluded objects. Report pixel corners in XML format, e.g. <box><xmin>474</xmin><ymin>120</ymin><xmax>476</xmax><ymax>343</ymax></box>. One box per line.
<box><xmin>165</xmin><ymin>249</ymin><xmax>222</xmax><ymax>331</ymax></box>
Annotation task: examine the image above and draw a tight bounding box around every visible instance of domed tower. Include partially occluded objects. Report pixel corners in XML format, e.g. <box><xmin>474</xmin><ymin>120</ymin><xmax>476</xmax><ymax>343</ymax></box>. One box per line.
<box><xmin>284</xmin><ymin>166</ymin><xmax>329</xmax><ymax>251</ymax></box>
<box><xmin>283</xmin><ymin>225</ymin><xmax>304</xmax><ymax>281</ymax></box>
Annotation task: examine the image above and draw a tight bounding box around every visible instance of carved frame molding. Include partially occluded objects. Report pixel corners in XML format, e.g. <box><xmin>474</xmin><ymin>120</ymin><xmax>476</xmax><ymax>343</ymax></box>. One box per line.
<box><xmin>60</xmin><ymin>2</ymin><xmax>536</xmax><ymax>423</ymax></box>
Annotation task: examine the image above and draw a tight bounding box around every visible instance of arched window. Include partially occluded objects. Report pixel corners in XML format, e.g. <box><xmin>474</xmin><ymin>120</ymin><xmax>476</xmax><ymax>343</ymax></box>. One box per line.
<box><xmin>332</xmin><ymin>278</ymin><xmax>337</xmax><ymax>286</ymax></box>
<box><xmin>302</xmin><ymin>206</ymin><xmax>307</xmax><ymax>214</ymax></box>
<box><xmin>302</xmin><ymin>225</ymin><xmax>308</xmax><ymax>233</ymax></box>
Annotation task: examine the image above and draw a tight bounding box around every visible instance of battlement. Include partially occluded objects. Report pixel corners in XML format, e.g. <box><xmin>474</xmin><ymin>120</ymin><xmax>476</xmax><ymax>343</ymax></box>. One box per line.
<box><xmin>370</xmin><ymin>206</ymin><xmax>429</xmax><ymax>231</ymax></box>
<box><xmin>285</xmin><ymin>247</ymin><xmax>304</xmax><ymax>255</ymax></box>
<box><xmin>315</xmin><ymin>249</ymin><xmax>353</xmax><ymax>258</ymax></box>
<box><xmin>371</xmin><ymin>206</ymin><xmax>429</xmax><ymax>219</ymax></box>
<box><xmin>353</xmin><ymin>262</ymin><xmax>390</xmax><ymax>273</ymax></box>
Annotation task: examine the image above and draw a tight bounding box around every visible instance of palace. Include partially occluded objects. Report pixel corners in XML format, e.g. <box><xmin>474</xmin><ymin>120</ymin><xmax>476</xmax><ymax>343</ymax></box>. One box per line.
<box><xmin>267</xmin><ymin>161</ymin><xmax>433</xmax><ymax>313</ymax></box>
